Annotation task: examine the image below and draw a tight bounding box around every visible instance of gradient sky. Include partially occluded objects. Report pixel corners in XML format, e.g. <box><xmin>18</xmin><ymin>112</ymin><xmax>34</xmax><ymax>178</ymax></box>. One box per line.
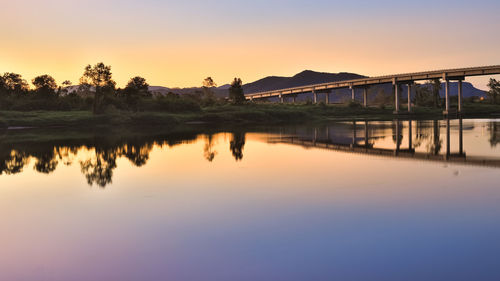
<box><xmin>1</xmin><ymin>0</ymin><xmax>500</xmax><ymax>89</ymax></box>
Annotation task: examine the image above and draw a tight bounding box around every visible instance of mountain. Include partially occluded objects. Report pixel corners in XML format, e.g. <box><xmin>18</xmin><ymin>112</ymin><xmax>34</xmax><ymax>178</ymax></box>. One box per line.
<box><xmin>243</xmin><ymin>70</ymin><xmax>367</xmax><ymax>94</ymax></box>
<box><xmin>63</xmin><ymin>70</ymin><xmax>487</xmax><ymax>101</ymax></box>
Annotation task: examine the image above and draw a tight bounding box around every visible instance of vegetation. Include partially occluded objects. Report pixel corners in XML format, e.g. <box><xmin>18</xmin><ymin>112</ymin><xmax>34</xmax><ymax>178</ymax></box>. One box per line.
<box><xmin>1</xmin><ymin>62</ymin><xmax>500</xmax><ymax>129</ymax></box>
<box><xmin>487</xmin><ymin>78</ymin><xmax>500</xmax><ymax>104</ymax></box>
<box><xmin>229</xmin><ymin>78</ymin><xmax>245</xmax><ymax>104</ymax></box>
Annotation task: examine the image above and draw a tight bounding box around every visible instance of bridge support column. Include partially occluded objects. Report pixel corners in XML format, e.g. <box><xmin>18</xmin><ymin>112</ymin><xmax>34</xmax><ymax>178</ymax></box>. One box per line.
<box><xmin>363</xmin><ymin>88</ymin><xmax>368</xmax><ymax>108</ymax></box>
<box><xmin>293</xmin><ymin>96</ymin><xmax>296</xmax><ymax>104</ymax></box>
<box><xmin>394</xmin><ymin>81</ymin><xmax>400</xmax><ymax>114</ymax></box>
<box><xmin>279</xmin><ymin>93</ymin><xmax>283</xmax><ymax>103</ymax></box>
<box><xmin>458</xmin><ymin>80</ymin><xmax>463</xmax><ymax>113</ymax></box>
<box><xmin>407</xmin><ymin>83</ymin><xmax>412</xmax><ymax>113</ymax></box>
<box><xmin>351</xmin><ymin>87</ymin><xmax>355</xmax><ymax>101</ymax></box>
<box><xmin>326</xmin><ymin>92</ymin><xmax>330</xmax><ymax>104</ymax></box>
<box><xmin>313</xmin><ymin>91</ymin><xmax>317</xmax><ymax>104</ymax></box>
<box><xmin>409</xmin><ymin>120</ymin><xmax>413</xmax><ymax>150</ymax></box>
<box><xmin>444</xmin><ymin>79</ymin><xmax>450</xmax><ymax>114</ymax></box>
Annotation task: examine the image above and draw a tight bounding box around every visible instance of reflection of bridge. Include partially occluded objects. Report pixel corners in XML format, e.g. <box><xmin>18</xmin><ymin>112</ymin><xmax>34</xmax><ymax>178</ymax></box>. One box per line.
<box><xmin>268</xmin><ymin>119</ymin><xmax>500</xmax><ymax>168</ymax></box>
<box><xmin>246</xmin><ymin>65</ymin><xmax>500</xmax><ymax>114</ymax></box>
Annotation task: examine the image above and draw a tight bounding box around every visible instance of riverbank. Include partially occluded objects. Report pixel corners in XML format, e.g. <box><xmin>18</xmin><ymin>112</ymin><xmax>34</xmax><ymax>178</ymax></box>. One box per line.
<box><xmin>1</xmin><ymin>103</ymin><xmax>500</xmax><ymax>129</ymax></box>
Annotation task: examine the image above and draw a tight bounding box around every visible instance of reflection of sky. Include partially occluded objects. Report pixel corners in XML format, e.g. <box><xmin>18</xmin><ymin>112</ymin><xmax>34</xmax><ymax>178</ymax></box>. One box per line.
<box><xmin>1</xmin><ymin>0</ymin><xmax>500</xmax><ymax>89</ymax></box>
<box><xmin>1</xmin><ymin>124</ymin><xmax>500</xmax><ymax>280</ymax></box>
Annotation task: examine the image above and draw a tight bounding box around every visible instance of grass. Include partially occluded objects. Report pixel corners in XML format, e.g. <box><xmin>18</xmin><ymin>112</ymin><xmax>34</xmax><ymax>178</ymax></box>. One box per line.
<box><xmin>1</xmin><ymin>102</ymin><xmax>500</xmax><ymax>129</ymax></box>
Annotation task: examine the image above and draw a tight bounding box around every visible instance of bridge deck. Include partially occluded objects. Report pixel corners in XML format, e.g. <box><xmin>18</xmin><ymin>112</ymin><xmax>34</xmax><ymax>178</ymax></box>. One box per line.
<box><xmin>246</xmin><ymin>65</ymin><xmax>500</xmax><ymax>100</ymax></box>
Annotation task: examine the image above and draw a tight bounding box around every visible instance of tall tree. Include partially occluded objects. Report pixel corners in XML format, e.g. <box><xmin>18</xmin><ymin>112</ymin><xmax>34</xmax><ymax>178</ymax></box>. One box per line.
<box><xmin>228</xmin><ymin>78</ymin><xmax>245</xmax><ymax>104</ymax></box>
<box><xmin>487</xmin><ymin>78</ymin><xmax>500</xmax><ymax>104</ymax></box>
<box><xmin>80</xmin><ymin>63</ymin><xmax>116</xmax><ymax>114</ymax></box>
<box><xmin>202</xmin><ymin>77</ymin><xmax>217</xmax><ymax>106</ymax></box>
<box><xmin>32</xmin><ymin>75</ymin><xmax>58</xmax><ymax>98</ymax></box>
<box><xmin>430</xmin><ymin>79</ymin><xmax>442</xmax><ymax>108</ymax></box>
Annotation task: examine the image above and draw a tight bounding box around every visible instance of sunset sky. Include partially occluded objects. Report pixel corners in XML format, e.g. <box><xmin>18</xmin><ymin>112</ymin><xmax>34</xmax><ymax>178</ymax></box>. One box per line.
<box><xmin>1</xmin><ymin>0</ymin><xmax>499</xmax><ymax>89</ymax></box>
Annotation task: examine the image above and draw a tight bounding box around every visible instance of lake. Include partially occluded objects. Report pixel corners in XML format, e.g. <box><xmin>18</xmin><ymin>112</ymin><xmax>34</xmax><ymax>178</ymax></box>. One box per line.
<box><xmin>1</xmin><ymin>118</ymin><xmax>500</xmax><ymax>281</ymax></box>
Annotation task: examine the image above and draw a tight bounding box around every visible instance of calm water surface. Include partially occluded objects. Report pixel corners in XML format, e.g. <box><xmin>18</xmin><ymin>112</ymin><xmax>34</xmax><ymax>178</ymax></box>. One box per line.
<box><xmin>1</xmin><ymin>119</ymin><xmax>500</xmax><ymax>281</ymax></box>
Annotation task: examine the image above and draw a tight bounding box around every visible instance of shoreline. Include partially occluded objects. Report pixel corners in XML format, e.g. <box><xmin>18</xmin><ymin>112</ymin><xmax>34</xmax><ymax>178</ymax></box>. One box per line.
<box><xmin>1</xmin><ymin>103</ymin><xmax>500</xmax><ymax>130</ymax></box>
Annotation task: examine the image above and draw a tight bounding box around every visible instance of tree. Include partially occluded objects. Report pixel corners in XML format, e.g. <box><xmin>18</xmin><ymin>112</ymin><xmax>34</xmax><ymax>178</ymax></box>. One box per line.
<box><xmin>487</xmin><ymin>78</ymin><xmax>500</xmax><ymax>104</ymax></box>
<box><xmin>123</xmin><ymin>76</ymin><xmax>150</xmax><ymax>111</ymax></box>
<box><xmin>228</xmin><ymin>78</ymin><xmax>245</xmax><ymax>104</ymax></box>
<box><xmin>430</xmin><ymin>79</ymin><xmax>442</xmax><ymax>108</ymax></box>
<box><xmin>414</xmin><ymin>83</ymin><xmax>433</xmax><ymax>106</ymax></box>
<box><xmin>80</xmin><ymin>63</ymin><xmax>116</xmax><ymax>114</ymax></box>
<box><xmin>32</xmin><ymin>75</ymin><xmax>58</xmax><ymax>98</ymax></box>
<box><xmin>202</xmin><ymin>77</ymin><xmax>217</xmax><ymax>106</ymax></box>
<box><xmin>0</xmin><ymin>72</ymin><xmax>29</xmax><ymax>96</ymax></box>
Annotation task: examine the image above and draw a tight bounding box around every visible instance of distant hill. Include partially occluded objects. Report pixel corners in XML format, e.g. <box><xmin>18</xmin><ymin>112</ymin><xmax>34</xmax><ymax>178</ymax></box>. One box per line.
<box><xmin>243</xmin><ymin>70</ymin><xmax>366</xmax><ymax>94</ymax></box>
<box><xmin>63</xmin><ymin>70</ymin><xmax>487</xmax><ymax>102</ymax></box>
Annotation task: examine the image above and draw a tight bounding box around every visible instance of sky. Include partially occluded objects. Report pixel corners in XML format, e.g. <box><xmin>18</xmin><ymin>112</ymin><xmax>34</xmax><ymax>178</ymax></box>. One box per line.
<box><xmin>1</xmin><ymin>0</ymin><xmax>500</xmax><ymax>89</ymax></box>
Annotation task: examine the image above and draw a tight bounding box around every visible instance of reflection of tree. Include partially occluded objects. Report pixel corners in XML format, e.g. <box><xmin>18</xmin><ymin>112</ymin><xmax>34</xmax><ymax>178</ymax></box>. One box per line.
<box><xmin>413</xmin><ymin>121</ymin><xmax>431</xmax><ymax>149</ymax></box>
<box><xmin>489</xmin><ymin>123</ymin><xmax>500</xmax><ymax>147</ymax></box>
<box><xmin>0</xmin><ymin>150</ymin><xmax>29</xmax><ymax>175</ymax></box>
<box><xmin>391</xmin><ymin>121</ymin><xmax>403</xmax><ymax>146</ymax></box>
<box><xmin>33</xmin><ymin>153</ymin><xmax>58</xmax><ymax>174</ymax></box>
<box><xmin>230</xmin><ymin>132</ymin><xmax>246</xmax><ymax>161</ymax></box>
<box><xmin>80</xmin><ymin>148</ymin><xmax>118</xmax><ymax>188</ymax></box>
<box><xmin>203</xmin><ymin>134</ymin><xmax>217</xmax><ymax>162</ymax></box>
<box><xmin>427</xmin><ymin>120</ymin><xmax>442</xmax><ymax>155</ymax></box>
<box><xmin>121</xmin><ymin>143</ymin><xmax>152</xmax><ymax>167</ymax></box>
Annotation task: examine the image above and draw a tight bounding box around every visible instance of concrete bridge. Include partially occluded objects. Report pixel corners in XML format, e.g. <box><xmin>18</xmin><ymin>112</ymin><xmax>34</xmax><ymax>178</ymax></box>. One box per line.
<box><xmin>246</xmin><ymin>65</ymin><xmax>500</xmax><ymax>114</ymax></box>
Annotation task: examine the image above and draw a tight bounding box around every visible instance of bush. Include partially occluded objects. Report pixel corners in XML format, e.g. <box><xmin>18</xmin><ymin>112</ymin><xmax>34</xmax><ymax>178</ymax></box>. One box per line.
<box><xmin>348</xmin><ymin>100</ymin><xmax>362</xmax><ymax>108</ymax></box>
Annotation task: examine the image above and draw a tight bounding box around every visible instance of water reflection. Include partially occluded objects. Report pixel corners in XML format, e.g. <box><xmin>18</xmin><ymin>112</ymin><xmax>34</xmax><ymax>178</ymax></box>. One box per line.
<box><xmin>1</xmin><ymin>119</ymin><xmax>500</xmax><ymax>187</ymax></box>
<box><xmin>269</xmin><ymin>118</ymin><xmax>500</xmax><ymax>167</ymax></box>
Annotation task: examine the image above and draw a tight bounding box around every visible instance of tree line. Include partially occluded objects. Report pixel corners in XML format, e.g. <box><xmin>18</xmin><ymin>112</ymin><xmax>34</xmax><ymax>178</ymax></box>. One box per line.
<box><xmin>0</xmin><ymin>62</ymin><xmax>246</xmax><ymax>114</ymax></box>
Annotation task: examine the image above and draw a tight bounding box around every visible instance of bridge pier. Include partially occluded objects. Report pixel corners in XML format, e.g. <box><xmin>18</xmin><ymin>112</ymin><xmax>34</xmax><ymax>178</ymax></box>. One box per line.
<box><xmin>326</xmin><ymin>92</ymin><xmax>330</xmax><ymax>104</ymax></box>
<box><xmin>445</xmin><ymin>79</ymin><xmax>450</xmax><ymax>114</ymax></box>
<box><xmin>313</xmin><ymin>90</ymin><xmax>317</xmax><ymax>104</ymax></box>
<box><xmin>363</xmin><ymin>88</ymin><xmax>368</xmax><ymax>107</ymax></box>
<box><xmin>408</xmin><ymin>120</ymin><xmax>413</xmax><ymax>150</ymax></box>
<box><xmin>293</xmin><ymin>96</ymin><xmax>296</xmax><ymax>104</ymax></box>
<box><xmin>279</xmin><ymin>93</ymin><xmax>283</xmax><ymax>103</ymax></box>
<box><xmin>458</xmin><ymin>79</ymin><xmax>463</xmax><ymax>113</ymax></box>
<box><xmin>350</xmin><ymin>86</ymin><xmax>355</xmax><ymax>101</ymax></box>
<box><xmin>393</xmin><ymin>79</ymin><xmax>400</xmax><ymax>114</ymax></box>
<box><xmin>407</xmin><ymin>83</ymin><xmax>413</xmax><ymax>113</ymax></box>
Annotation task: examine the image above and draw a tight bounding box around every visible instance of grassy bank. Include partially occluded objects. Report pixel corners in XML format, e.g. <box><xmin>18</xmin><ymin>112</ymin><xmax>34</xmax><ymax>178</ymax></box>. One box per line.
<box><xmin>1</xmin><ymin>103</ymin><xmax>500</xmax><ymax>129</ymax></box>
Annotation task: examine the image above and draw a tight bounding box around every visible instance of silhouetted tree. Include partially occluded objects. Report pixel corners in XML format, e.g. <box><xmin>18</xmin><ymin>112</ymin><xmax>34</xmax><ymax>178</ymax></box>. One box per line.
<box><xmin>229</xmin><ymin>78</ymin><xmax>245</xmax><ymax>104</ymax></box>
<box><xmin>414</xmin><ymin>83</ymin><xmax>433</xmax><ymax>106</ymax></box>
<box><xmin>202</xmin><ymin>77</ymin><xmax>217</xmax><ymax>106</ymax></box>
<box><xmin>487</xmin><ymin>78</ymin><xmax>500</xmax><ymax>104</ymax></box>
<box><xmin>230</xmin><ymin>132</ymin><xmax>246</xmax><ymax>161</ymax></box>
<box><xmin>430</xmin><ymin>79</ymin><xmax>442</xmax><ymax>108</ymax></box>
<box><xmin>32</xmin><ymin>75</ymin><xmax>58</xmax><ymax>98</ymax></box>
<box><xmin>123</xmin><ymin>76</ymin><xmax>150</xmax><ymax>111</ymax></box>
<box><xmin>0</xmin><ymin>72</ymin><xmax>29</xmax><ymax>96</ymax></box>
<box><xmin>80</xmin><ymin>63</ymin><xmax>116</xmax><ymax>114</ymax></box>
